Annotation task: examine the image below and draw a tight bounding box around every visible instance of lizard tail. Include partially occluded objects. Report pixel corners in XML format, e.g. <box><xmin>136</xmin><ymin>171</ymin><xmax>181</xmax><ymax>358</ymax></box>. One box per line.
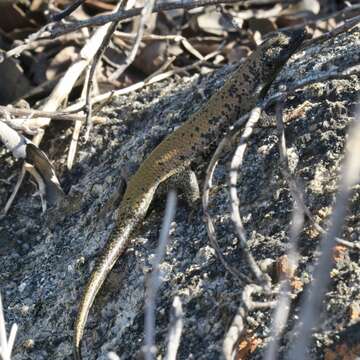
<box><xmin>73</xmin><ymin>220</ymin><xmax>135</xmax><ymax>360</ymax></box>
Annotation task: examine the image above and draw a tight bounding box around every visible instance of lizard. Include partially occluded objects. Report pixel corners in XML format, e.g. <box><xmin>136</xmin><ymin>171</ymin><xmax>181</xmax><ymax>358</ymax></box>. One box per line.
<box><xmin>73</xmin><ymin>28</ymin><xmax>307</xmax><ymax>360</ymax></box>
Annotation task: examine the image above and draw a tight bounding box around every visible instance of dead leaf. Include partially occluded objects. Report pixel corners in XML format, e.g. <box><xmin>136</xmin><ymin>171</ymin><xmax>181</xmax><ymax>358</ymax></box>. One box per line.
<box><xmin>133</xmin><ymin>41</ymin><xmax>168</xmax><ymax>75</ymax></box>
<box><xmin>332</xmin><ymin>245</ymin><xmax>348</xmax><ymax>263</ymax></box>
<box><xmin>26</xmin><ymin>143</ymin><xmax>64</xmax><ymax>206</ymax></box>
<box><xmin>348</xmin><ymin>302</ymin><xmax>360</xmax><ymax>323</ymax></box>
<box><xmin>248</xmin><ymin>18</ymin><xmax>277</xmax><ymax>35</ymax></box>
<box><xmin>236</xmin><ymin>334</ymin><xmax>262</xmax><ymax>360</ymax></box>
<box><xmin>186</xmin><ymin>37</ymin><xmax>222</xmax><ymax>57</ymax></box>
<box><xmin>195</xmin><ymin>9</ymin><xmax>235</xmax><ymax>36</ymax></box>
<box><xmin>0</xmin><ymin>57</ymin><xmax>31</xmax><ymax>104</ymax></box>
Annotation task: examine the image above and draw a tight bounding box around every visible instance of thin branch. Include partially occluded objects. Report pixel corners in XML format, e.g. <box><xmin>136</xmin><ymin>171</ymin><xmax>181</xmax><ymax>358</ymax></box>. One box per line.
<box><xmin>109</xmin><ymin>0</ymin><xmax>157</xmax><ymax>81</ymax></box>
<box><xmin>84</xmin><ymin>0</ymin><xmax>125</xmax><ymax>140</ymax></box>
<box><xmin>6</xmin><ymin>32</ymin><xmax>86</xmax><ymax>59</ymax></box>
<box><xmin>229</xmin><ymin>106</ymin><xmax>270</xmax><ymax>287</ymax></box>
<box><xmin>223</xmin><ymin>306</ymin><xmax>246</xmax><ymax>360</ymax></box>
<box><xmin>19</xmin><ymin>1</ymin><xmax>358</xmax><ymax>45</ymax></box>
<box><xmin>65</xmin><ymin>47</ymin><xmax>223</xmax><ymax>113</ymax></box>
<box><xmin>46</xmin><ymin>0</ymin><xmax>246</xmax><ymax>39</ymax></box>
<box><xmin>242</xmin><ymin>284</ymin><xmax>277</xmax><ymax>312</ymax></box>
<box><xmin>223</xmin><ymin>284</ymin><xmax>278</xmax><ymax>360</ymax></box>
<box><xmin>0</xmin><ymin>292</ymin><xmax>18</xmax><ymax>360</ymax></box>
<box><xmin>4</xmin><ymin>20</ymin><xmax>117</xmax><ymax>213</ymax></box>
<box><xmin>67</xmin><ymin>63</ymin><xmax>91</xmax><ymax>170</ymax></box>
<box><xmin>24</xmin><ymin>163</ymin><xmax>48</xmax><ymax>212</ymax></box>
<box><xmin>263</xmin><ymin>100</ymin><xmax>304</xmax><ymax>360</ymax></box>
<box><xmin>5</xmin><ymin>1</ymin><xmax>358</xmax><ymax>61</ymax></box>
<box><xmin>202</xmin><ymin>110</ymin><xmax>254</xmax><ymax>285</ymax></box>
<box><xmin>50</xmin><ymin>0</ymin><xmax>86</xmax><ymax>21</ymax></box>
<box><xmin>143</xmin><ymin>191</ymin><xmax>177</xmax><ymax>360</ymax></box>
<box><xmin>0</xmin><ymin>105</ymin><xmax>104</xmax><ymax>124</ymax></box>
<box><xmin>164</xmin><ymin>296</ymin><xmax>184</xmax><ymax>360</ymax></box>
<box><xmin>267</xmin><ymin>4</ymin><xmax>360</xmax><ymax>44</ymax></box>
<box><xmin>3</xmin><ymin>167</ymin><xmax>26</xmax><ymax>215</ymax></box>
<box><xmin>305</xmin><ymin>13</ymin><xmax>360</xmax><ymax>48</ymax></box>
<box><xmin>286</xmin><ymin>107</ymin><xmax>360</xmax><ymax>360</ymax></box>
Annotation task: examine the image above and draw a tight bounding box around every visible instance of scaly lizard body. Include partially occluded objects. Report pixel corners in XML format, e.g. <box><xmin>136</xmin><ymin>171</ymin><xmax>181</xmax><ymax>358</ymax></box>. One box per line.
<box><xmin>74</xmin><ymin>28</ymin><xmax>307</xmax><ymax>359</ymax></box>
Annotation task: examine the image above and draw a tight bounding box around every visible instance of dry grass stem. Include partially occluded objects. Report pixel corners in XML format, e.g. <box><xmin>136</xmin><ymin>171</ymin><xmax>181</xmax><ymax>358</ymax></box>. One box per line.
<box><xmin>287</xmin><ymin>107</ymin><xmax>360</xmax><ymax>359</ymax></box>
<box><xmin>229</xmin><ymin>106</ymin><xmax>270</xmax><ymax>286</ymax></box>
<box><xmin>223</xmin><ymin>306</ymin><xmax>245</xmax><ymax>360</ymax></box>
<box><xmin>143</xmin><ymin>191</ymin><xmax>177</xmax><ymax>360</ymax></box>
<box><xmin>109</xmin><ymin>0</ymin><xmax>157</xmax><ymax>81</ymax></box>
<box><xmin>84</xmin><ymin>0</ymin><xmax>125</xmax><ymax>140</ymax></box>
<box><xmin>165</xmin><ymin>296</ymin><xmax>184</xmax><ymax>360</ymax></box>
<box><xmin>263</xmin><ymin>101</ymin><xmax>305</xmax><ymax>360</ymax></box>
<box><xmin>202</xmin><ymin>126</ymin><xmax>251</xmax><ymax>284</ymax></box>
<box><xmin>66</xmin><ymin>48</ymin><xmax>223</xmax><ymax>113</ymax></box>
<box><xmin>0</xmin><ymin>106</ymin><xmax>104</xmax><ymax>124</ymax></box>
<box><xmin>0</xmin><ymin>292</ymin><xmax>17</xmax><ymax>360</ymax></box>
<box><xmin>4</xmin><ymin>19</ymin><xmax>118</xmax><ymax>213</ymax></box>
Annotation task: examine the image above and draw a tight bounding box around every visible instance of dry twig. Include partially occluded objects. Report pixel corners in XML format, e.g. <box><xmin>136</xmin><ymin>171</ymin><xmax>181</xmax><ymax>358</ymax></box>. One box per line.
<box><xmin>0</xmin><ymin>292</ymin><xmax>17</xmax><ymax>360</ymax></box>
<box><xmin>143</xmin><ymin>191</ymin><xmax>177</xmax><ymax>360</ymax></box>
<box><xmin>263</xmin><ymin>101</ymin><xmax>305</xmax><ymax>360</ymax></box>
<box><xmin>51</xmin><ymin>0</ymin><xmax>86</xmax><ymax>21</ymax></box>
<box><xmin>45</xmin><ymin>0</ymin><xmax>252</xmax><ymax>39</ymax></box>
<box><xmin>43</xmin><ymin>2</ymin><xmax>360</xmax><ymax>41</ymax></box>
<box><xmin>4</xmin><ymin>18</ymin><xmax>120</xmax><ymax>213</ymax></box>
<box><xmin>165</xmin><ymin>296</ymin><xmax>184</xmax><ymax>360</ymax></box>
<box><xmin>65</xmin><ymin>48</ymin><xmax>223</xmax><ymax>113</ymax></box>
<box><xmin>0</xmin><ymin>105</ymin><xmax>104</xmax><ymax>124</ymax></box>
<box><xmin>229</xmin><ymin>107</ymin><xmax>270</xmax><ymax>287</ymax></box>
<box><xmin>286</xmin><ymin>107</ymin><xmax>360</xmax><ymax>359</ymax></box>
<box><xmin>84</xmin><ymin>0</ymin><xmax>125</xmax><ymax>140</ymax></box>
<box><xmin>223</xmin><ymin>305</ymin><xmax>245</xmax><ymax>360</ymax></box>
<box><xmin>223</xmin><ymin>284</ymin><xmax>278</xmax><ymax>360</ymax></box>
<box><xmin>202</xmin><ymin>111</ymin><xmax>252</xmax><ymax>284</ymax></box>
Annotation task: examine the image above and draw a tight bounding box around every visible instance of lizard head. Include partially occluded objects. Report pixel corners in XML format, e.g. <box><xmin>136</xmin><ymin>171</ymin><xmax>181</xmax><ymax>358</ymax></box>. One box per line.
<box><xmin>261</xmin><ymin>28</ymin><xmax>308</xmax><ymax>70</ymax></box>
<box><xmin>254</xmin><ymin>27</ymin><xmax>308</xmax><ymax>97</ymax></box>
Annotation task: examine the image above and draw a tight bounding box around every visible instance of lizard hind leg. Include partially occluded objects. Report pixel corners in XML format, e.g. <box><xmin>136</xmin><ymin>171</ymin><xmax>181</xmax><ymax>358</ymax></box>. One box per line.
<box><xmin>157</xmin><ymin>169</ymin><xmax>200</xmax><ymax>209</ymax></box>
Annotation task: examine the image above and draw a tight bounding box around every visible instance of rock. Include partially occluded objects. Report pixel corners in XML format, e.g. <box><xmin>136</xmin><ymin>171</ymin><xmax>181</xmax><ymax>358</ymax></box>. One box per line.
<box><xmin>1</xmin><ymin>25</ymin><xmax>360</xmax><ymax>360</ymax></box>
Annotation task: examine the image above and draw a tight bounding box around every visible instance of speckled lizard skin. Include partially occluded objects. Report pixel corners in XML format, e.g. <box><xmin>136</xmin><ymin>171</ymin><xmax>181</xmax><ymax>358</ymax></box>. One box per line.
<box><xmin>74</xmin><ymin>28</ymin><xmax>307</xmax><ymax>359</ymax></box>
